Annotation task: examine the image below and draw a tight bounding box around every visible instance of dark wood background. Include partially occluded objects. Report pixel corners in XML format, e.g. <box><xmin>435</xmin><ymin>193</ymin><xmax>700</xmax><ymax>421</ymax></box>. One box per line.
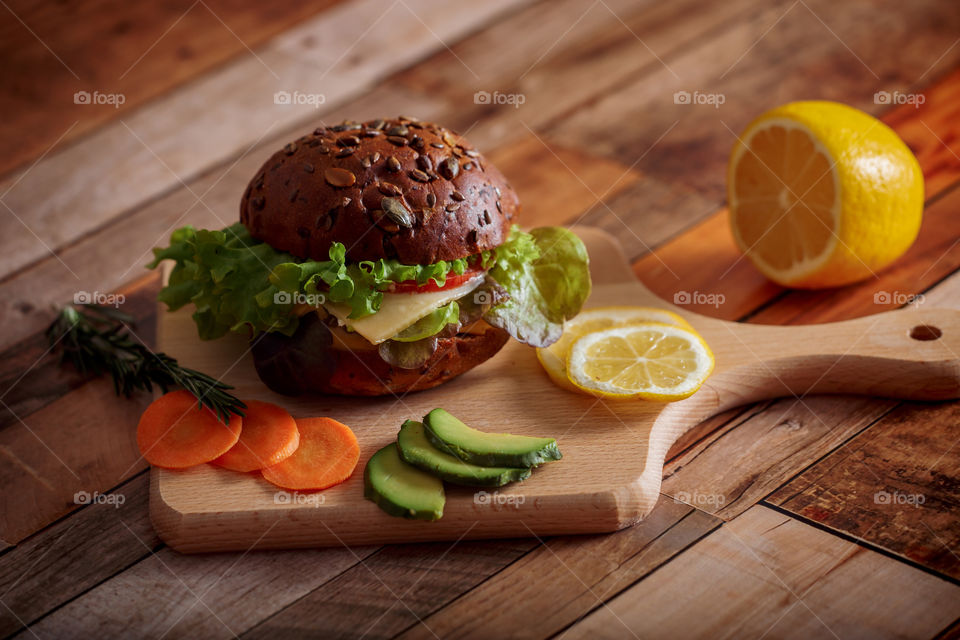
<box><xmin>1</xmin><ymin>0</ymin><xmax>959</xmax><ymax>637</ymax></box>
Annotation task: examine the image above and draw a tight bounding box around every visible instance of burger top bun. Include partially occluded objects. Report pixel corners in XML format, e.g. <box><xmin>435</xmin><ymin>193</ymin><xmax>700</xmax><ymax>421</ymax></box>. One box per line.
<box><xmin>241</xmin><ymin>116</ymin><xmax>519</xmax><ymax>265</ymax></box>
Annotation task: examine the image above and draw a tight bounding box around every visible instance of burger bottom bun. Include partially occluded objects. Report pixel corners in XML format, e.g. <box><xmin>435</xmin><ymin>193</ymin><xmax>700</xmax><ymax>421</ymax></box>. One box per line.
<box><xmin>252</xmin><ymin>319</ymin><xmax>510</xmax><ymax>396</ymax></box>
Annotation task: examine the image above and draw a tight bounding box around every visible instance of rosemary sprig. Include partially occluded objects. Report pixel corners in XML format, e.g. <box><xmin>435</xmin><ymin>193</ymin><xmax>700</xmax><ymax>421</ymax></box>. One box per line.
<box><xmin>46</xmin><ymin>304</ymin><xmax>246</xmax><ymax>422</ymax></box>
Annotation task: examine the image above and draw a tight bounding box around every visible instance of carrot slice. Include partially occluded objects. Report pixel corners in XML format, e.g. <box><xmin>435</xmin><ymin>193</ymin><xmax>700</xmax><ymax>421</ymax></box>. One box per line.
<box><xmin>212</xmin><ymin>400</ymin><xmax>300</xmax><ymax>472</ymax></box>
<box><xmin>137</xmin><ymin>390</ymin><xmax>242</xmax><ymax>469</ymax></box>
<box><xmin>261</xmin><ymin>417</ymin><xmax>359</xmax><ymax>490</ymax></box>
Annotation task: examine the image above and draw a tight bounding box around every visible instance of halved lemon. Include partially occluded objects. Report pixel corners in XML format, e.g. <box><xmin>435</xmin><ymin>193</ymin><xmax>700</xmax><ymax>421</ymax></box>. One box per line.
<box><xmin>728</xmin><ymin>101</ymin><xmax>923</xmax><ymax>288</ymax></box>
<box><xmin>537</xmin><ymin>306</ymin><xmax>691</xmax><ymax>392</ymax></box>
<box><xmin>565</xmin><ymin>323</ymin><xmax>714</xmax><ymax>401</ymax></box>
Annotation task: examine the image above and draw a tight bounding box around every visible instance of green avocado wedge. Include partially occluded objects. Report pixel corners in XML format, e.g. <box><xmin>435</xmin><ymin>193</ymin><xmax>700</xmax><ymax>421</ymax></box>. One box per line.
<box><xmin>397</xmin><ymin>420</ymin><xmax>532</xmax><ymax>487</ymax></box>
<box><xmin>423</xmin><ymin>408</ymin><xmax>562</xmax><ymax>469</ymax></box>
<box><xmin>364</xmin><ymin>444</ymin><xmax>445</xmax><ymax>521</ymax></box>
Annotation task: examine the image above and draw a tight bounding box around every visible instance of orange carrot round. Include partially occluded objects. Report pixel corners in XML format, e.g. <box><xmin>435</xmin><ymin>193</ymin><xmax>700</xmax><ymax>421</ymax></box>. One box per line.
<box><xmin>137</xmin><ymin>390</ymin><xmax>242</xmax><ymax>469</ymax></box>
<box><xmin>212</xmin><ymin>400</ymin><xmax>300</xmax><ymax>472</ymax></box>
<box><xmin>261</xmin><ymin>417</ymin><xmax>359</xmax><ymax>491</ymax></box>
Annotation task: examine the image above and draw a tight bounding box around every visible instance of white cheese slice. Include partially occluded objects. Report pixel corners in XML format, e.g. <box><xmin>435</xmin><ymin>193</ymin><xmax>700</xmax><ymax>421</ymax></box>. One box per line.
<box><xmin>322</xmin><ymin>276</ymin><xmax>483</xmax><ymax>344</ymax></box>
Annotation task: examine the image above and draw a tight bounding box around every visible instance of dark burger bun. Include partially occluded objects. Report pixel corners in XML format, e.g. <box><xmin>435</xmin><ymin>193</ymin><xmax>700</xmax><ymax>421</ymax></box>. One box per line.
<box><xmin>241</xmin><ymin>116</ymin><xmax>519</xmax><ymax>264</ymax></box>
<box><xmin>252</xmin><ymin>318</ymin><xmax>510</xmax><ymax>397</ymax></box>
<box><xmin>243</xmin><ymin>117</ymin><xmax>518</xmax><ymax>396</ymax></box>
<box><xmin>317</xmin><ymin>326</ymin><xmax>509</xmax><ymax>396</ymax></box>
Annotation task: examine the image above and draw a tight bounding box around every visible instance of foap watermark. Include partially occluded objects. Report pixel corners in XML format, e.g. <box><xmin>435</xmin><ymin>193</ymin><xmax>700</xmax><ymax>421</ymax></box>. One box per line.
<box><xmin>674</xmin><ymin>290</ymin><xmax>725</xmax><ymax>308</ymax></box>
<box><xmin>673</xmin><ymin>490</ymin><xmax>726</xmax><ymax>508</ymax></box>
<box><xmin>74</xmin><ymin>290</ymin><xmax>125</xmax><ymax>307</ymax></box>
<box><xmin>74</xmin><ymin>490</ymin><xmax>125</xmax><ymax>508</ymax></box>
<box><xmin>874</xmin><ymin>489</ymin><xmax>925</xmax><ymax>507</ymax></box>
<box><xmin>474</xmin><ymin>90</ymin><xmax>526</xmax><ymax>109</ymax></box>
<box><xmin>873</xmin><ymin>290</ymin><xmax>924</xmax><ymax>307</ymax></box>
<box><xmin>73</xmin><ymin>90</ymin><xmax>126</xmax><ymax>109</ymax></box>
<box><xmin>474</xmin><ymin>490</ymin><xmax>525</xmax><ymax>508</ymax></box>
<box><xmin>473</xmin><ymin>290</ymin><xmax>493</xmax><ymax>305</ymax></box>
<box><xmin>874</xmin><ymin>90</ymin><xmax>925</xmax><ymax>108</ymax></box>
<box><xmin>274</xmin><ymin>291</ymin><xmax>326</xmax><ymax>306</ymax></box>
<box><xmin>673</xmin><ymin>90</ymin><xmax>725</xmax><ymax>109</ymax></box>
<box><xmin>274</xmin><ymin>90</ymin><xmax>326</xmax><ymax>108</ymax></box>
<box><xmin>274</xmin><ymin>490</ymin><xmax>325</xmax><ymax>507</ymax></box>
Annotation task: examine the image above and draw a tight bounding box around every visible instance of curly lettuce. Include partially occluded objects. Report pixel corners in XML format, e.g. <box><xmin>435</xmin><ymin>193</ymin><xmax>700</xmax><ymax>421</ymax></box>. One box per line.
<box><xmin>148</xmin><ymin>223</ymin><xmax>471</xmax><ymax>339</ymax></box>
<box><xmin>148</xmin><ymin>223</ymin><xmax>591</xmax><ymax>347</ymax></box>
<box><xmin>481</xmin><ymin>226</ymin><xmax>591</xmax><ymax>348</ymax></box>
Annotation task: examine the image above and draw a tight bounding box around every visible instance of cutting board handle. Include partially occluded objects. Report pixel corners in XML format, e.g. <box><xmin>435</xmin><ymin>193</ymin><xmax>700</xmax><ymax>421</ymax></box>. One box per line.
<box><xmin>690</xmin><ymin>305</ymin><xmax>960</xmax><ymax>413</ymax></box>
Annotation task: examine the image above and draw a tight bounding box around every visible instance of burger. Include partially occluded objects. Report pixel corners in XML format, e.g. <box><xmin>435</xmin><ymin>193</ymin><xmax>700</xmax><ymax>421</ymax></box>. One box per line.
<box><xmin>149</xmin><ymin>117</ymin><xmax>591</xmax><ymax>395</ymax></box>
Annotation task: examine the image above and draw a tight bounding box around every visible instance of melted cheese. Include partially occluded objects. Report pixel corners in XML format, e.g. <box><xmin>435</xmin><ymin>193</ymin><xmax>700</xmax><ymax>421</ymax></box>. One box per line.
<box><xmin>323</xmin><ymin>276</ymin><xmax>483</xmax><ymax>344</ymax></box>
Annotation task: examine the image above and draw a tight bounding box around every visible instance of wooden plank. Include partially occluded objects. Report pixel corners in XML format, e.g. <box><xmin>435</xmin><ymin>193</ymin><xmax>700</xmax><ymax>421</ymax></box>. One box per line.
<box><xmin>0</xmin><ymin>0</ymin><xmax>531</xmax><ymax>280</ymax></box>
<box><xmin>0</xmin><ymin>473</ymin><xmax>156</xmax><ymax>638</ymax></box>
<box><xmin>244</xmin><ymin>538</ymin><xmax>540</xmax><ymax>639</ymax></box>
<box><xmin>486</xmin><ymin>134</ymin><xmax>643</xmax><ymax>229</ymax></box>
<box><xmin>768</xmin><ymin>399</ymin><xmax>960</xmax><ymax>581</ymax></box>
<box><xmin>665</xmin><ymin>407</ymin><xmax>754</xmax><ymax>464</ymax></box>
<box><xmin>576</xmin><ymin>175</ymin><xmax>720</xmax><ymax>262</ymax></box>
<box><xmin>661</xmin><ymin>395</ymin><xmax>897</xmax><ymax>520</ymax></box>
<box><xmin>0</xmin><ymin>0</ymin><xmax>344</xmax><ymax>177</ymax></box>
<box><xmin>0</xmin><ymin>376</ymin><xmax>149</xmax><ymax>544</ymax></box>
<box><xmin>20</xmin><ymin>540</ymin><xmax>378</xmax><ymax>639</ymax></box>
<box><xmin>885</xmin><ymin>67</ymin><xmax>960</xmax><ymax>197</ymax></box>
<box><xmin>392</xmin><ymin>0</ymin><xmax>765</xmax><ymax>151</ymax></box>
<box><xmin>632</xmin><ymin>211</ymin><xmax>778</xmax><ymax>320</ymax></box>
<box><xmin>394</xmin><ymin>501</ymin><xmax>719</xmax><ymax>640</ymax></box>
<box><xmin>550</xmin><ymin>0</ymin><xmax>960</xmax><ymax>202</ymax></box>
<box><xmin>563</xmin><ymin>506</ymin><xmax>960</xmax><ymax>640</ymax></box>
<box><xmin>936</xmin><ymin>618</ymin><xmax>960</xmax><ymax>640</ymax></box>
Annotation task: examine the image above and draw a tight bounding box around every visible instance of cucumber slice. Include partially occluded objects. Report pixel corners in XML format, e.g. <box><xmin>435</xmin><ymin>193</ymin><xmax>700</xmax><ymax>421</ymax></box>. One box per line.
<box><xmin>364</xmin><ymin>444</ymin><xmax>444</xmax><ymax>521</ymax></box>
<box><xmin>423</xmin><ymin>408</ymin><xmax>562</xmax><ymax>468</ymax></box>
<box><xmin>397</xmin><ymin>420</ymin><xmax>532</xmax><ymax>487</ymax></box>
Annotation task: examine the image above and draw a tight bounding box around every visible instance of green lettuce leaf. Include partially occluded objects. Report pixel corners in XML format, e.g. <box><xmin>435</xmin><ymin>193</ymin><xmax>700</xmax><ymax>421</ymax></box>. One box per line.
<box><xmin>148</xmin><ymin>222</ymin><xmax>591</xmax><ymax>346</ymax></box>
<box><xmin>148</xmin><ymin>223</ymin><xmax>472</xmax><ymax>340</ymax></box>
<box><xmin>482</xmin><ymin>226</ymin><xmax>591</xmax><ymax>348</ymax></box>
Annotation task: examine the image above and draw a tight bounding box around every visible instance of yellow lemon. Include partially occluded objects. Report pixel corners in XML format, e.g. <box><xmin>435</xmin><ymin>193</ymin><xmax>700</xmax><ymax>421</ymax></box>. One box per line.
<box><xmin>565</xmin><ymin>323</ymin><xmax>714</xmax><ymax>401</ymax></box>
<box><xmin>537</xmin><ymin>306</ymin><xmax>691</xmax><ymax>392</ymax></box>
<box><xmin>728</xmin><ymin>101</ymin><xmax>923</xmax><ymax>288</ymax></box>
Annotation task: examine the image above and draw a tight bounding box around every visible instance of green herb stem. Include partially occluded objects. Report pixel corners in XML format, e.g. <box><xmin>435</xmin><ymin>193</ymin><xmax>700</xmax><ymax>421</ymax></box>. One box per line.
<box><xmin>46</xmin><ymin>304</ymin><xmax>245</xmax><ymax>423</ymax></box>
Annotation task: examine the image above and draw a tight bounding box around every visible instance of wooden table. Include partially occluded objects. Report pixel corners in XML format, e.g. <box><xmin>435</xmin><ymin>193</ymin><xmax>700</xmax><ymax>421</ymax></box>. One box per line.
<box><xmin>2</xmin><ymin>0</ymin><xmax>959</xmax><ymax>637</ymax></box>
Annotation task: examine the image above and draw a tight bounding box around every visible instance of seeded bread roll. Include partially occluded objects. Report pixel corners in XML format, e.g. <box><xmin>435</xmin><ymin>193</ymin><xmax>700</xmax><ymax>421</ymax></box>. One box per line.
<box><xmin>252</xmin><ymin>318</ymin><xmax>511</xmax><ymax>397</ymax></box>
<box><xmin>241</xmin><ymin>116</ymin><xmax>519</xmax><ymax>264</ymax></box>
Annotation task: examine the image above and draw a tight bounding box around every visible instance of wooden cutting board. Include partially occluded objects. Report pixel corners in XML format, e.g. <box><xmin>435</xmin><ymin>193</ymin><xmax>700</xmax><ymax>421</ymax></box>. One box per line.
<box><xmin>151</xmin><ymin>227</ymin><xmax>960</xmax><ymax>553</ymax></box>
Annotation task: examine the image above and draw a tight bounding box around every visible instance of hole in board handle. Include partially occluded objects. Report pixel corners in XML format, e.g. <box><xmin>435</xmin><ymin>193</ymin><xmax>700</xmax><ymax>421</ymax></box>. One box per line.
<box><xmin>910</xmin><ymin>324</ymin><xmax>942</xmax><ymax>341</ymax></box>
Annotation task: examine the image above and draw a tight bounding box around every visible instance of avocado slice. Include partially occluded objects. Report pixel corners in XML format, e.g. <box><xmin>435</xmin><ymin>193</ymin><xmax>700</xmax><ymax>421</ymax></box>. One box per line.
<box><xmin>398</xmin><ymin>420</ymin><xmax>532</xmax><ymax>487</ymax></box>
<box><xmin>364</xmin><ymin>444</ymin><xmax>445</xmax><ymax>521</ymax></box>
<box><xmin>423</xmin><ymin>408</ymin><xmax>562</xmax><ymax>468</ymax></box>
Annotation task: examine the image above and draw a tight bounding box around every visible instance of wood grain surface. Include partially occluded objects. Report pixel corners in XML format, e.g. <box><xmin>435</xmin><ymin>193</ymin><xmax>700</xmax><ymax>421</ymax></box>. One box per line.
<box><xmin>0</xmin><ymin>0</ymin><xmax>346</xmax><ymax>177</ymax></box>
<box><xmin>2</xmin><ymin>0</ymin><xmax>960</xmax><ymax>637</ymax></box>
<box><xmin>563</xmin><ymin>507</ymin><xmax>960</xmax><ymax>639</ymax></box>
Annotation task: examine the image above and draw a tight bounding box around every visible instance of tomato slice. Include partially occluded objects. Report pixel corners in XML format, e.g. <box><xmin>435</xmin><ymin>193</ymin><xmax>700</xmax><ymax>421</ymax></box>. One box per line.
<box><xmin>390</xmin><ymin>268</ymin><xmax>484</xmax><ymax>294</ymax></box>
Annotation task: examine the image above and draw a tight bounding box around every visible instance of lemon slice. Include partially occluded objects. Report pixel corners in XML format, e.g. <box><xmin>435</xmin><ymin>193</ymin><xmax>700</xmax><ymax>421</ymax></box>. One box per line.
<box><xmin>537</xmin><ymin>306</ymin><xmax>691</xmax><ymax>392</ymax></box>
<box><xmin>728</xmin><ymin>101</ymin><xmax>923</xmax><ymax>288</ymax></box>
<box><xmin>565</xmin><ymin>323</ymin><xmax>714</xmax><ymax>400</ymax></box>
